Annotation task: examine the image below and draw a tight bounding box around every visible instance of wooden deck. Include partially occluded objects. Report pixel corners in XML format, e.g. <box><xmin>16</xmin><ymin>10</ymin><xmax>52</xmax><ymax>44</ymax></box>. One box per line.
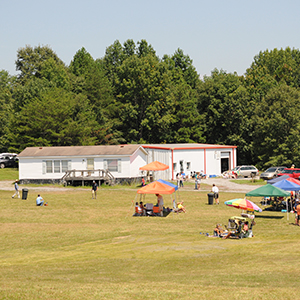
<box><xmin>61</xmin><ymin>169</ymin><xmax>115</xmax><ymax>186</ymax></box>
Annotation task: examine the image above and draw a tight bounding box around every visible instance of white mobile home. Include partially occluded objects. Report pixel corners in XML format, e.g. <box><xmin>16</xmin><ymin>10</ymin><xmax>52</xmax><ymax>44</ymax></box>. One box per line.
<box><xmin>18</xmin><ymin>145</ymin><xmax>148</xmax><ymax>184</ymax></box>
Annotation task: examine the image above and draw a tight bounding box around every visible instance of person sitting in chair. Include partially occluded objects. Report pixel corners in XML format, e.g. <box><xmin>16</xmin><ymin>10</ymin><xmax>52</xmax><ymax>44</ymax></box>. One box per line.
<box><xmin>177</xmin><ymin>201</ymin><xmax>186</xmax><ymax>213</ymax></box>
<box><xmin>222</xmin><ymin>221</ymin><xmax>243</xmax><ymax>239</ymax></box>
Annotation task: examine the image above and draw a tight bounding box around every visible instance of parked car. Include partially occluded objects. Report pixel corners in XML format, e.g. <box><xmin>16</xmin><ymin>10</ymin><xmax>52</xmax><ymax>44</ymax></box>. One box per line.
<box><xmin>0</xmin><ymin>154</ymin><xmax>18</xmax><ymax>168</ymax></box>
<box><xmin>260</xmin><ymin>166</ymin><xmax>287</xmax><ymax>180</ymax></box>
<box><xmin>231</xmin><ymin>165</ymin><xmax>258</xmax><ymax>178</ymax></box>
<box><xmin>277</xmin><ymin>168</ymin><xmax>300</xmax><ymax>179</ymax></box>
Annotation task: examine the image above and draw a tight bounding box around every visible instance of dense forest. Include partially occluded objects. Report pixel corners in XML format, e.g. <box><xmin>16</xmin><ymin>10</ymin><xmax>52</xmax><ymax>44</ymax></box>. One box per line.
<box><xmin>1</xmin><ymin>40</ymin><xmax>300</xmax><ymax>170</ymax></box>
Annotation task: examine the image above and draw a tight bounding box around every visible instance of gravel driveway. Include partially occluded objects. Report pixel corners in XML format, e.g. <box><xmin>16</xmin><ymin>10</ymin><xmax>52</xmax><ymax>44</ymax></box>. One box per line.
<box><xmin>0</xmin><ymin>177</ymin><xmax>262</xmax><ymax>194</ymax></box>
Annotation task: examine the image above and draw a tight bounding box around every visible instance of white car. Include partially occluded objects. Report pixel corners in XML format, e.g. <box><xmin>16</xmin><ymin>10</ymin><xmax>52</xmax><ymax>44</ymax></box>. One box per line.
<box><xmin>231</xmin><ymin>165</ymin><xmax>258</xmax><ymax>178</ymax></box>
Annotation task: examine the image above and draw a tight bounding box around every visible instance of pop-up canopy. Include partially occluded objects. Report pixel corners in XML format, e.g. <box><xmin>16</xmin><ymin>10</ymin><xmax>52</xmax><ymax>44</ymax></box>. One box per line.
<box><xmin>245</xmin><ymin>184</ymin><xmax>290</xmax><ymax>197</ymax></box>
<box><xmin>137</xmin><ymin>180</ymin><xmax>175</xmax><ymax>194</ymax></box>
<box><xmin>139</xmin><ymin>161</ymin><xmax>169</xmax><ymax>171</ymax></box>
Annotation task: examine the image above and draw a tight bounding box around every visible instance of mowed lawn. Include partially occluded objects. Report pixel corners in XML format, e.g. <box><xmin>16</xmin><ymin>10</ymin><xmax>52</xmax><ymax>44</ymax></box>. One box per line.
<box><xmin>0</xmin><ymin>187</ymin><xmax>298</xmax><ymax>300</ymax></box>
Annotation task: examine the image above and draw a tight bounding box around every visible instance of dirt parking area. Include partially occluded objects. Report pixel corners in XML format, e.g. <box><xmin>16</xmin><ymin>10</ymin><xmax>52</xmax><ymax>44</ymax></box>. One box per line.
<box><xmin>0</xmin><ymin>177</ymin><xmax>262</xmax><ymax>194</ymax></box>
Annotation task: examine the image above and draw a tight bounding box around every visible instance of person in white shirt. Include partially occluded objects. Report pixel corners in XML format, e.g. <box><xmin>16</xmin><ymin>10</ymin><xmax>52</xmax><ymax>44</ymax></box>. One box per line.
<box><xmin>212</xmin><ymin>184</ymin><xmax>219</xmax><ymax>204</ymax></box>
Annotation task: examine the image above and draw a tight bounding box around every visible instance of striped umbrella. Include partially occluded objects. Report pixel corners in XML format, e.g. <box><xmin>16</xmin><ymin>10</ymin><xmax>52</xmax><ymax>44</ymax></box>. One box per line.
<box><xmin>224</xmin><ymin>198</ymin><xmax>262</xmax><ymax>212</ymax></box>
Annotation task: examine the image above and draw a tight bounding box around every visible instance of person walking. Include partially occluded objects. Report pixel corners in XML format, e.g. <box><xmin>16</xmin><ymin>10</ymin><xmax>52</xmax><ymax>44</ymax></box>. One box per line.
<box><xmin>92</xmin><ymin>180</ymin><xmax>98</xmax><ymax>199</ymax></box>
<box><xmin>12</xmin><ymin>179</ymin><xmax>20</xmax><ymax>198</ymax></box>
<box><xmin>212</xmin><ymin>184</ymin><xmax>219</xmax><ymax>205</ymax></box>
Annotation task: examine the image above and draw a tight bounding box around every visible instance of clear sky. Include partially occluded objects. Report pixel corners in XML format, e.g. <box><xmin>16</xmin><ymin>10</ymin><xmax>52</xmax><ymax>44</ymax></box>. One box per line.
<box><xmin>1</xmin><ymin>0</ymin><xmax>300</xmax><ymax>78</ymax></box>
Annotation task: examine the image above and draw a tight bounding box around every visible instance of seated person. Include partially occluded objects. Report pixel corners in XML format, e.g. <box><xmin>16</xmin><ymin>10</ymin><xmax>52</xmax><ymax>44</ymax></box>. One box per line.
<box><xmin>139</xmin><ymin>201</ymin><xmax>145</xmax><ymax>216</ymax></box>
<box><xmin>214</xmin><ymin>224</ymin><xmax>221</xmax><ymax>237</ymax></box>
<box><xmin>177</xmin><ymin>201</ymin><xmax>186</xmax><ymax>213</ymax></box>
<box><xmin>135</xmin><ymin>202</ymin><xmax>143</xmax><ymax>215</ymax></box>
<box><xmin>173</xmin><ymin>201</ymin><xmax>186</xmax><ymax>213</ymax></box>
<box><xmin>222</xmin><ymin>221</ymin><xmax>243</xmax><ymax>239</ymax></box>
<box><xmin>36</xmin><ymin>194</ymin><xmax>44</xmax><ymax>206</ymax></box>
<box><xmin>240</xmin><ymin>221</ymin><xmax>249</xmax><ymax>238</ymax></box>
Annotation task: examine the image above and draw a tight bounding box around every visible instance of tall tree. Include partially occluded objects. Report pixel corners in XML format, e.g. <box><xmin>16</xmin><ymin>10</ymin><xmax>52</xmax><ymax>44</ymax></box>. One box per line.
<box><xmin>252</xmin><ymin>84</ymin><xmax>300</xmax><ymax>169</ymax></box>
<box><xmin>198</xmin><ymin>69</ymin><xmax>255</xmax><ymax>164</ymax></box>
<box><xmin>69</xmin><ymin>47</ymin><xmax>95</xmax><ymax>78</ymax></box>
<box><xmin>9</xmin><ymin>88</ymin><xmax>99</xmax><ymax>152</ymax></box>
<box><xmin>15</xmin><ymin>45</ymin><xmax>64</xmax><ymax>84</ymax></box>
<box><xmin>0</xmin><ymin>71</ymin><xmax>16</xmax><ymax>152</ymax></box>
<box><xmin>163</xmin><ymin>49</ymin><xmax>200</xmax><ymax>88</ymax></box>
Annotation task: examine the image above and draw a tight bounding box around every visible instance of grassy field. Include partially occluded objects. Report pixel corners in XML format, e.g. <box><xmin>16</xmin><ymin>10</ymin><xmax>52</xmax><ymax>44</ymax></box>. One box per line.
<box><xmin>0</xmin><ymin>185</ymin><xmax>298</xmax><ymax>300</ymax></box>
<box><xmin>0</xmin><ymin>168</ymin><xmax>19</xmax><ymax>181</ymax></box>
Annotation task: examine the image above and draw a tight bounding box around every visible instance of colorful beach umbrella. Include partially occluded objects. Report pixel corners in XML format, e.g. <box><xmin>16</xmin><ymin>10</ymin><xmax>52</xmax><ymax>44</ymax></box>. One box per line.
<box><xmin>224</xmin><ymin>198</ymin><xmax>262</xmax><ymax>212</ymax></box>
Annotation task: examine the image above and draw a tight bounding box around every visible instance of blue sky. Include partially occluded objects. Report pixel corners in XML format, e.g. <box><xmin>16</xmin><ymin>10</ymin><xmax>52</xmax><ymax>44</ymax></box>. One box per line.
<box><xmin>1</xmin><ymin>0</ymin><xmax>300</xmax><ymax>78</ymax></box>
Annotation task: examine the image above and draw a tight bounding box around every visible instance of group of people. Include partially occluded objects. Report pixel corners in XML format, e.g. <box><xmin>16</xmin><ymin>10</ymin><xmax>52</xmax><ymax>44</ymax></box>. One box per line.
<box><xmin>135</xmin><ymin>193</ymin><xmax>186</xmax><ymax>216</ymax></box>
<box><xmin>176</xmin><ymin>173</ymin><xmax>185</xmax><ymax>188</ymax></box>
<box><xmin>135</xmin><ymin>193</ymin><xmax>165</xmax><ymax>217</ymax></box>
<box><xmin>11</xmin><ymin>179</ymin><xmax>47</xmax><ymax>206</ymax></box>
<box><xmin>211</xmin><ymin>219</ymin><xmax>255</xmax><ymax>239</ymax></box>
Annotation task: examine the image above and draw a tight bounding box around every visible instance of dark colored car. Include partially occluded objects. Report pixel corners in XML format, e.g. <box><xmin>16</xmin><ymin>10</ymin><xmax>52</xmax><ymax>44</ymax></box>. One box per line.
<box><xmin>0</xmin><ymin>154</ymin><xmax>18</xmax><ymax>168</ymax></box>
<box><xmin>277</xmin><ymin>168</ymin><xmax>300</xmax><ymax>179</ymax></box>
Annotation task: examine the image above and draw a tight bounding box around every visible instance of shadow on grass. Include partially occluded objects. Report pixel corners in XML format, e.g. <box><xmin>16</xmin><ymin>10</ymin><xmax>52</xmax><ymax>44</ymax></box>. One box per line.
<box><xmin>255</xmin><ymin>215</ymin><xmax>284</xmax><ymax>219</ymax></box>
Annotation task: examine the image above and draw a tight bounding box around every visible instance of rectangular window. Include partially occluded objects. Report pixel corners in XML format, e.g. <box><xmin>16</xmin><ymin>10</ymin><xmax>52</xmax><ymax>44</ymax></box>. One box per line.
<box><xmin>173</xmin><ymin>163</ymin><xmax>177</xmax><ymax>172</ymax></box>
<box><xmin>46</xmin><ymin>161</ymin><xmax>53</xmax><ymax>173</ymax></box>
<box><xmin>61</xmin><ymin>160</ymin><xmax>69</xmax><ymax>172</ymax></box>
<box><xmin>87</xmin><ymin>158</ymin><xmax>94</xmax><ymax>170</ymax></box>
<box><xmin>107</xmin><ymin>159</ymin><xmax>118</xmax><ymax>172</ymax></box>
<box><xmin>186</xmin><ymin>162</ymin><xmax>191</xmax><ymax>171</ymax></box>
<box><xmin>54</xmin><ymin>160</ymin><xmax>60</xmax><ymax>173</ymax></box>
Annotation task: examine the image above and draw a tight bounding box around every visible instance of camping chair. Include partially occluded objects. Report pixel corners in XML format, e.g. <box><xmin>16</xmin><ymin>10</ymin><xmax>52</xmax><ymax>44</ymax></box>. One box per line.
<box><xmin>225</xmin><ymin>219</ymin><xmax>238</xmax><ymax>231</ymax></box>
<box><xmin>153</xmin><ymin>205</ymin><xmax>160</xmax><ymax>216</ymax></box>
<box><xmin>145</xmin><ymin>203</ymin><xmax>154</xmax><ymax>216</ymax></box>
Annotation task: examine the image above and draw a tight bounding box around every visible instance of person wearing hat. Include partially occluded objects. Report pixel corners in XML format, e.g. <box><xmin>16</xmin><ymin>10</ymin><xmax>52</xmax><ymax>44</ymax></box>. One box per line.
<box><xmin>12</xmin><ymin>179</ymin><xmax>20</xmax><ymax>199</ymax></box>
<box><xmin>91</xmin><ymin>180</ymin><xmax>98</xmax><ymax>199</ymax></box>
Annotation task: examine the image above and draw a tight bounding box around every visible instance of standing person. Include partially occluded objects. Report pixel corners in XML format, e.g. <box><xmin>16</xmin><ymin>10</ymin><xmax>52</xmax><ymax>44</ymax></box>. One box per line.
<box><xmin>176</xmin><ymin>173</ymin><xmax>180</xmax><ymax>188</ymax></box>
<box><xmin>12</xmin><ymin>179</ymin><xmax>20</xmax><ymax>199</ymax></box>
<box><xmin>197</xmin><ymin>174</ymin><xmax>201</xmax><ymax>190</ymax></box>
<box><xmin>294</xmin><ymin>199</ymin><xmax>300</xmax><ymax>225</ymax></box>
<box><xmin>156</xmin><ymin>193</ymin><xmax>164</xmax><ymax>216</ymax></box>
<box><xmin>194</xmin><ymin>173</ymin><xmax>198</xmax><ymax>190</ymax></box>
<box><xmin>91</xmin><ymin>180</ymin><xmax>98</xmax><ymax>199</ymax></box>
<box><xmin>212</xmin><ymin>184</ymin><xmax>219</xmax><ymax>205</ymax></box>
<box><xmin>141</xmin><ymin>177</ymin><xmax>145</xmax><ymax>187</ymax></box>
<box><xmin>296</xmin><ymin>202</ymin><xmax>300</xmax><ymax>226</ymax></box>
<box><xmin>180</xmin><ymin>173</ymin><xmax>184</xmax><ymax>188</ymax></box>
<box><xmin>36</xmin><ymin>194</ymin><xmax>44</xmax><ymax>206</ymax></box>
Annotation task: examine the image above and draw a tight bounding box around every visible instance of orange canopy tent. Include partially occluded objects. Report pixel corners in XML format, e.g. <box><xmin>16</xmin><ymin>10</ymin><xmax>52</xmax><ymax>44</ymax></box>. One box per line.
<box><xmin>139</xmin><ymin>161</ymin><xmax>169</xmax><ymax>171</ymax></box>
<box><xmin>137</xmin><ymin>180</ymin><xmax>175</xmax><ymax>194</ymax></box>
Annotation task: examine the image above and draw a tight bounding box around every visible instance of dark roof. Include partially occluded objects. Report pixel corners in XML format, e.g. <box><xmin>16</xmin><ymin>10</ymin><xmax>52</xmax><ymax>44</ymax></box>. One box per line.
<box><xmin>18</xmin><ymin>145</ymin><xmax>144</xmax><ymax>157</ymax></box>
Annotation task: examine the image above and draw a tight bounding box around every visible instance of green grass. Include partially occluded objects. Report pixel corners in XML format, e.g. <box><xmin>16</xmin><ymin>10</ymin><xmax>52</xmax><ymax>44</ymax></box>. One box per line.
<box><xmin>230</xmin><ymin>178</ymin><xmax>266</xmax><ymax>185</ymax></box>
<box><xmin>0</xmin><ymin>187</ymin><xmax>298</xmax><ymax>299</ymax></box>
<box><xmin>0</xmin><ymin>168</ymin><xmax>19</xmax><ymax>181</ymax></box>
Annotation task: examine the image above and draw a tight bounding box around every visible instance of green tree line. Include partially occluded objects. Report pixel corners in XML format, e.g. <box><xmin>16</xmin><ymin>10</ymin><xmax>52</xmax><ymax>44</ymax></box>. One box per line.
<box><xmin>1</xmin><ymin>41</ymin><xmax>300</xmax><ymax>170</ymax></box>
